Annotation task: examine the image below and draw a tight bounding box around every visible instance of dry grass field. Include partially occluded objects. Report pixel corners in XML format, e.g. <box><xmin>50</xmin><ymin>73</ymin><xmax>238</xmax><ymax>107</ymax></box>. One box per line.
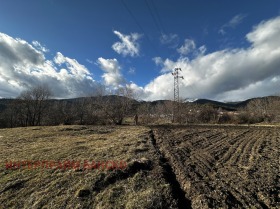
<box><xmin>0</xmin><ymin>125</ymin><xmax>177</xmax><ymax>209</ymax></box>
<box><xmin>0</xmin><ymin>124</ymin><xmax>279</xmax><ymax>208</ymax></box>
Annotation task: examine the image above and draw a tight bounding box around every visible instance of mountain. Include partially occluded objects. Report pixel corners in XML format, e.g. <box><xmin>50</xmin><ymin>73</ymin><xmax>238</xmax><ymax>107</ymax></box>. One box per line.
<box><xmin>192</xmin><ymin>96</ymin><xmax>280</xmax><ymax>111</ymax></box>
<box><xmin>192</xmin><ymin>99</ymin><xmax>242</xmax><ymax>111</ymax></box>
<box><xmin>1</xmin><ymin>96</ymin><xmax>279</xmax><ymax>112</ymax></box>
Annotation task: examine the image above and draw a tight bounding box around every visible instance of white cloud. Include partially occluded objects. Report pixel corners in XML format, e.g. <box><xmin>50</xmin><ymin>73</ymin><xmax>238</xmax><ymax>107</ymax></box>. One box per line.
<box><xmin>126</xmin><ymin>82</ymin><xmax>147</xmax><ymax>99</ymax></box>
<box><xmin>177</xmin><ymin>39</ymin><xmax>196</xmax><ymax>55</ymax></box>
<box><xmin>152</xmin><ymin>57</ymin><xmax>162</xmax><ymax>66</ymax></box>
<box><xmin>54</xmin><ymin>52</ymin><xmax>90</xmax><ymax>80</ymax></box>
<box><xmin>219</xmin><ymin>14</ymin><xmax>246</xmax><ymax>35</ymax></box>
<box><xmin>32</xmin><ymin>41</ymin><xmax>49</xmax><ymax>53</ymax></box>
<box><xmin>216</xmin><ymin>76</ymin><xmax>280</xmax><ymax>101</ymax></box>
<box><xmin>160</xmin><ymin>33</ymin><xmax>179</xmax><ymax>48</ymax></box>
<box><xmin>198</xmin><ymin>46</ymin><xmax>207</xmax><ymax>55</ymax></box>
<box><xmin>153</xmin><ymin>56</ymin><xmax>186</xmax><ymax>73</ymax></box>
<box><xmin>97</xmin><ymin>57</ymin><xmax>125</xmax><ymax>87</ymax></box>
<box><xmin>2</xmin><ymin>15</ymin><xmax>280</xmax><ymax>103</ymax></box>
<box><xmin>140</xmin><ymin>16</ymin><xmax>280</xmax><ymax>101</ymax></box>
<box><xmin>229</xmin><ymin>14</ymin><xmax>246</xmax><ymax>28</ymax></box>
<box><xmin>112</xmin><ymin>31</ymin><xmax>141</xmax><ymax>57</ymax></box>
<box><xmin>128</xmin><ymin>67</ymin><xmax>136</xmax><ymax>74</ymax></box>
<box><xmin>176</xmin><ymin>39</ymin><xmax>207</xmax><ymax>57</ymax></box>
<box><xmin>86</xmin><ymin>59</ymin><xmax>93</xmax><ymax>64</ymax></box>
<box><xmin>246</xmin><ymin>17</ymin><xmax>280</xmax><ymax>48</ymax></box>
<box><xmin>0</xmin><ymin>32</ymin><xmax>99</xmax><ymax>98</ymax></box>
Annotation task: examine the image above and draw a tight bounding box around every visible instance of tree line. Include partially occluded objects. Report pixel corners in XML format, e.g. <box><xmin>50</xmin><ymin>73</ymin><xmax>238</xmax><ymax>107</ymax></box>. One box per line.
<box><xmin>0</xmin><ymin>85</ymin><xmax>280</xmax><ymax>128</ymax></box>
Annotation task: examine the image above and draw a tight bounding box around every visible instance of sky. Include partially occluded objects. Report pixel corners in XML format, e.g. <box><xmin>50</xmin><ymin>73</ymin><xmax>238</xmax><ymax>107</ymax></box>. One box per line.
<box><xmin>0</xmin><ymin>0</ymin><xmax>280</xmax><ymax>102</ymax></box>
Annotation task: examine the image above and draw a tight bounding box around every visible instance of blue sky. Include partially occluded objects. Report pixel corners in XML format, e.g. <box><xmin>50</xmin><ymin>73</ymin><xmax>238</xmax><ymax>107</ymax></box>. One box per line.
<box><xmin>0</xmin><ymin>0</ymin><xmax>280</xmax><ymax>101</ymax></box>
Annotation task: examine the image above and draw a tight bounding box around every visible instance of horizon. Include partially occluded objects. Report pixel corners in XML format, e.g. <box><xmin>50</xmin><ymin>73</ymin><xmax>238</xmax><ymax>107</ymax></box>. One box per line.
<box><xmin>1</xmin><ymin>0</ymin><xmax>280</xmax><ymax>102</ymax></box>
<box><xmin>1</xmin><ymin>93</ymin><xmax>280</xmax><ymax>104</ymax></box>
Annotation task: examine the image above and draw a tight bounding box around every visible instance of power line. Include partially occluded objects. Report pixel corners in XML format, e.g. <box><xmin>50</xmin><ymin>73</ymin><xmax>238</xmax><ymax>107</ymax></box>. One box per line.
<box><xmin>120</xmin><ymin>0</ymin><xmax>146</xmax><ymax>36</ymax></box>
<box><xmin>120</xmin><ymin>0</ymin><xmax>160</xmax><ymax>55</ymax></box>
<box><xmin>144</xmin><ymin>0</ymin><xmax>163</xmax><ymax>34</ymax></box>
<box><xmin>150</xmin><ymin>0</ymin><xmax>167</xmax><ymax>34</ymax></box>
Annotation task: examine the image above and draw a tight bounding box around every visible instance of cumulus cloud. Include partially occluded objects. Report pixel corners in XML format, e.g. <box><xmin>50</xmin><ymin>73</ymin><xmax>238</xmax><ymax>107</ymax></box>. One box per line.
<box><xmin>54</xmin><ymin>52</ymin><xmax>91</xmax><ymax>80</ymax></box>
<box><xmin>141</xmin><ymin>16</ymin><xmax>280</xmax><ymax>101</ymax></box>
<box><xmin>112</xmin><ymin>31</ymin><xmax>141</xmax><ymax>57</ymax></box>
<box><xmin>32</xmin><ymin>41</ymin><xmax>49</xmax><ymax>53</ymax></box>
<box><xmin>97</xmin><ymin>57</ymin><xmax>125</xmax><ymax>87</ymax></box>
<box><xmin>2</xmin><ymin>15</ymin><xmax>280</xmax><ymax>103</ymax></box>
<box><xmin>126</xmin><ymin>82</ymin><xmax>147</xmax><ymax>99</ymax></box>
<box><xmin>219</xmin><ymin>14</ymin><xmax>246</xmax><ymax>35</ymax></box>
<box><xmin>0</xmin><ymin>32</ymin><xmax>99</xmax><ymax>98</ymax></box>
<box><xmin>246</xmin><ymin>17</ymin><xmax>280</xmax><ymax>48</ymax></box>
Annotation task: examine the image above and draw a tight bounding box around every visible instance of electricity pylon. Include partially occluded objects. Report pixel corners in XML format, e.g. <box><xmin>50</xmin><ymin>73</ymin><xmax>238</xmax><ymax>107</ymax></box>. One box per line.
<box><xmin>172</xmin><ymin>68</ymin><xmax>184</xmax><ymax>122</ymax></box>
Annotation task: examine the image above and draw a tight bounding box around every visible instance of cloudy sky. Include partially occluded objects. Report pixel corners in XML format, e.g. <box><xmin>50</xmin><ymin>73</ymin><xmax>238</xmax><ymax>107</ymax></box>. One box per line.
<box><xmin>0</xmin><ymin>0</ymin><xmax>280</xmax><ymax>101</ymax></box>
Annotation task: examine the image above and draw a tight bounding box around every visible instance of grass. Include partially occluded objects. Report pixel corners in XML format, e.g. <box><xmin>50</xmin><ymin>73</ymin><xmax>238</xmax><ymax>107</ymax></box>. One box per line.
<box><xmin>0</xmin><ymin>125</ymin><xmax>177</xmax><ymax>209</ymax></box>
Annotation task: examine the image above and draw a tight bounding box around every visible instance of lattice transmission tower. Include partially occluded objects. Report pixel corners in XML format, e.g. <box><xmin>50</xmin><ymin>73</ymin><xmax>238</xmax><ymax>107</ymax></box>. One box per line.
<box><xmin>172</xmin><ymin>68</ymin><xmax>184</xmax><ymax>122</ymax></box>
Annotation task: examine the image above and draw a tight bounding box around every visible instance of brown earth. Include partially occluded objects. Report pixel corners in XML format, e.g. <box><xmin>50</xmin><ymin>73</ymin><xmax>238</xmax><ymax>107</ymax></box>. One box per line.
<box><xmin>151</xmin><ymin>125</ymin><xmax>280</xmax><ymax>209</ymax></box>
<box><xmin>0</xmin><ymin>125</ymin><xmax>279</xmax><ymax>208</ymax></box>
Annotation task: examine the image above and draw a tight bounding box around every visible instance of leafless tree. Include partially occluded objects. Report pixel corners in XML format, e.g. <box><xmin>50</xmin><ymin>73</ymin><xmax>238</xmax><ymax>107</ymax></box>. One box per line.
<box><xmin>266</xmin><ymin>97</ymin><xmax>280</xmax><ymax>122</ymax></box>
<box><xmin>196</xmin><ymin>104</ymin><xmax>218</xmax><ymax>123</ymax></box>
<box><xmin>18</xmin><ymin>84</ymin><xmax>52</xmax><ymax>126</ymax></box>
<box><xmin>93</xmin><ymin>86</ymin><xmax>135</xmax><ymax>125</ymax></box>
<box><xmin>245</xmin><ymin>97</ymin><xmax>280</xmax><ymax>123</ymax></box>
<box><xmin>247</xmin><ymin>98</ymin><xmax>269</xmax><ymax>118</ymax></box>
<box><xmin>137</xmin><ymin>102</ymin><xmax>157</xmax><ymax>124</ymax></box>
<box><xmin>0</xmin><ymin>99</ymin><xmax>24</xmax><ymax>128</ymax></box>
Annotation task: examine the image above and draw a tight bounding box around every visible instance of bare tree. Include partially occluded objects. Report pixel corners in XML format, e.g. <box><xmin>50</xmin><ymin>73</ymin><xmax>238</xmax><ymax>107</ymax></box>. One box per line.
<box><xmin>247</xmin><ymin>98</ymin><xmax>268</xmax><ymax>118</ymax></box>
<box><xmin>137</xmin><ymin>103</ymin><xmax>156</xmax><ymax>124</ymax></box>
<box><xmin>157</xmin><ymin>100</ymin><xmax>174</xmax><ymax>123</ymax></box>
<box><xmin>266</xmin><ymin>97</ymin><xmax>280</xmax><ymax>122</ymax></box>
<box><xmin>18</xmin><ymin>85</ymin><xmax>52</xmax><ymax>126</ymax></box>
<box><xmin>0</xmin><ymin>99</ymin><xmax>24</xmax><ymax>128</ymax></box>
<box><xmin>196</xmin><ymin>104</ymin><xmax>218</xmax><ymax>123</ymax></box>
<box><xmin>94</xmin><ymin>86</ymin><xmax>135</xmax><ymax>125</ymax></box>
<box><xmin>245</xmin><ymin>97</ymin><xmax>279</xmax><ymax>123</ymax></box>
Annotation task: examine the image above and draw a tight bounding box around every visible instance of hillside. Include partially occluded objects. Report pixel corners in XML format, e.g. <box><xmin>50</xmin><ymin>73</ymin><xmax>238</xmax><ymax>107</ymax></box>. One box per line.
<box><xmin>1</xmin><ymin>95</ymin><xmax>279</xmax><ymax>111</ymax></box>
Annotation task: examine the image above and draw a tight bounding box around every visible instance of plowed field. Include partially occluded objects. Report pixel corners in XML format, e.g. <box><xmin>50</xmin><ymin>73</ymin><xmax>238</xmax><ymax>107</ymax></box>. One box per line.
<box><xmin>152</xmin><ymin>125</ymin><xmax>280</xmax><ymax>209</ymax></box>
